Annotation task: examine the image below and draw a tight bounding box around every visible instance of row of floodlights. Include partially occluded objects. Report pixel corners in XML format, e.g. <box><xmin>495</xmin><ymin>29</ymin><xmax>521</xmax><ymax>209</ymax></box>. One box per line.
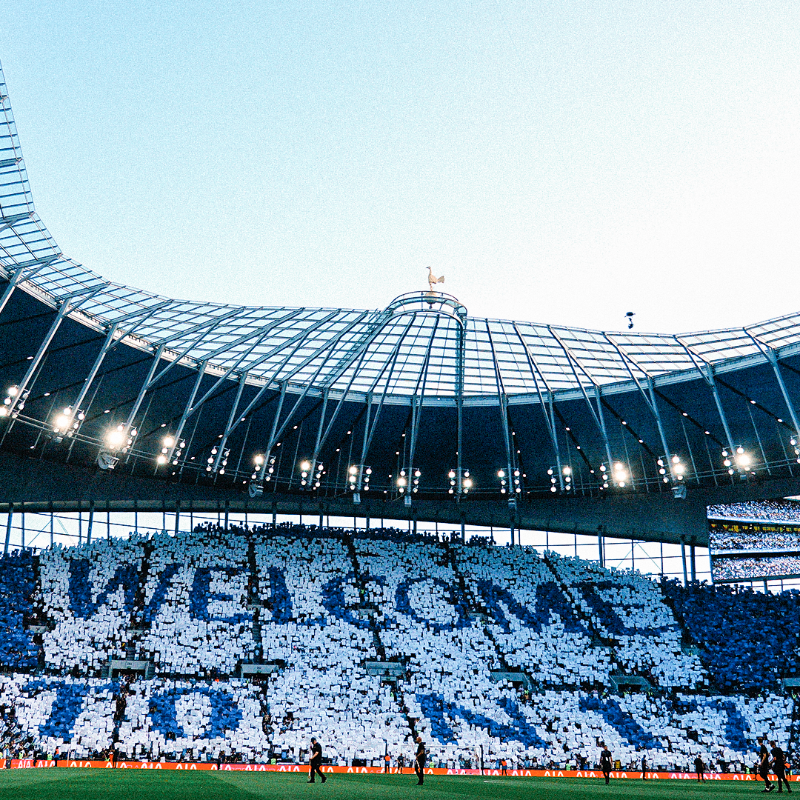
<box><xmin>547</xmin><ymin>461</ymin><xmax>630</xmax><ymax>492</ymax></box>
<box><xmin>0</xmin><ymin>387</ymin><xmax>772</xmax><ymax>484</ymax></box>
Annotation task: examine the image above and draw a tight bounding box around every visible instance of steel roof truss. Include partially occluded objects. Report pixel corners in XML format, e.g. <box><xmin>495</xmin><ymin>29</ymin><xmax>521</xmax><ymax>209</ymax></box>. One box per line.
<box><xmin>676</xmin><ymin>337</ymin><xmax>736</xmax><ymax>457</ymax></box>
<box><xmin>512</xmin><ymin>322</ymin><xmax>564</xmax><ymax>488</ymax></box>
<box><xmin>212</xmin><ymin>371</ymin><xmax>249</xmax><ymax>473</ymax></box>
<box><xmin>744</xmin><ymin>330</ymin><xmax>800</xmax><ymax>439</ymax></box>
<box><xmin>486</xmin><ymin>322</ymin><xmax>515</xmax><ymax>483</ymax></box>
<box><xmin>5</xmin><ymin>285</ymin><xmax>103</xmax><ymax>416</ymax></box>
<box><xmin>549</xmin><ymin>327</ymin><xmax>613</xmax><ymax>467</ymax></box>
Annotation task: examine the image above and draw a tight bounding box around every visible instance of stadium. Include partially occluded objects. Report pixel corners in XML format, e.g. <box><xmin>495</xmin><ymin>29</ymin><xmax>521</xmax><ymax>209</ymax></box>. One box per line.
<box><xmin>2</xmin><ymin>23</ymin><xmax>800</xmax><ymax>800</ymax></box>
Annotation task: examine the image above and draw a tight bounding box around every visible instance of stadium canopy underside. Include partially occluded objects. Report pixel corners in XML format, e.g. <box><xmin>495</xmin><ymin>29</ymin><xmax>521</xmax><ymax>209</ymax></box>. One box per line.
<box><xmin>3</xmin><ymin>61</ymin><xmax>800</xmax><ymax>547</ymax></box>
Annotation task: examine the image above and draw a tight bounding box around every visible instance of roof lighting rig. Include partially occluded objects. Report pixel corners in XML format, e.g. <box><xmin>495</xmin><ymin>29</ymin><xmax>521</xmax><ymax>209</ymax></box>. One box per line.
<box><xmin>548</xmin><ymin>465</ymin><xmax>572</xmax><ymax>493</ymax></box>
<box><xmin>596</xmin><ymin>461</ymin><xmax>630</xmax><ymax>490</ymax></box>
<box><xmin>299</xmin><ymin>460</ymin><xmax>324</xmax><ymax>490</ymax></box>
<box><xmin>396</xmin><ymin>466</ymin><xmax>420</xmax><ymax>506</ymax></box>
<box><xmin>348</xmin><ymin>464</ymin><xmax>372</xmax><ymax>504</ymax></box>
<box><xmin>791</xmin><ymin>436</ymin><xmax>800</xmax><ymax>464</ymax></box>
<box><xmin>96</xmin><ymin>423</ymin><xmax>138</xmax><ymax>470</ymax></box>
<box><xmin>157</xmin><ymin>435</ymin><xmax>185</xmax><ymax>467</ymax></box>
<box><xmin>0</xmin><ymin>385</ymin><xmax>27</xmax><ymax>419</ymax></box>
<box><xmin>206</xmin><ymin>446</ymin><xmax>230</xmax><ymax>475</ymax></box>
<box><xmin>722</xmin><ymin>446</ymin><xmax>753</xmax><ymax>477</ymax></box>
<box><xmin>448</xmin><ymin>468</ymin><xmax>472</xmax><ymax>497</ymax></box>
<box><xmin>51</xmin><ymin>407</ymin><xmax>85</xmax><ymax>443</ymax></box>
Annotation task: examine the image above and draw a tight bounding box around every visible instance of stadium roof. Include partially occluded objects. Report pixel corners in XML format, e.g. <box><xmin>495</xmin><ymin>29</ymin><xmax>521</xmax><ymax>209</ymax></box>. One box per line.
<box><xmin>4</xmin><ymin>59</ymin><xmax>800</xmax><ymax>545</ymax></box>
<box><xmin>3</xmin><ymin>62</ymin><xmax>800</xmax><ymax>405</ymax></box>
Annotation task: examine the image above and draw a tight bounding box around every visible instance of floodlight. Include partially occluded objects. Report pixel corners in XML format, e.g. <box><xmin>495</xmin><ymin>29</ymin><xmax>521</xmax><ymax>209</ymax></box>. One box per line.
<box><xmin>105</xmin><ymin>426</ymin><xmax>126</xmax><ymax>450</ymax></box>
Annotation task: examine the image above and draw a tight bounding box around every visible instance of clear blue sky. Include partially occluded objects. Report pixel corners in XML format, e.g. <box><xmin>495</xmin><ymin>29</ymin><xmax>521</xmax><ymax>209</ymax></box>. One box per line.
<box><xmin>2</xmin><ymin>1</ymin><xmax>800</xmax><ymax>332</ymax></box>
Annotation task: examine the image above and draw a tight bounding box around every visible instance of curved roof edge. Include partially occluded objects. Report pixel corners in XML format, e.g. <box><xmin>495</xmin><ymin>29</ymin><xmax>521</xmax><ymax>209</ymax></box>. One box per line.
<box><xmin>3</xmin><ymin>60</ymin><xmax>800</xmax><ymax>403</ymax></box>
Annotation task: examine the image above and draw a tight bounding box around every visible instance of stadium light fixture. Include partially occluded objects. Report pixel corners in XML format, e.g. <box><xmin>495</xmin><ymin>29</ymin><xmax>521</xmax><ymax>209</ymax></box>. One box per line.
<box><xmin>1</xmin><ymin>385</ymin><xmax>28</xmax><ymax>420</ymax></box>
<box><xmin>51</xmin><ymin>406</ymin><xmax>85</xmax><ymax>441</ymax></box>
<box><xmin>348</xmin><ymin>464</ymin><xmax>372</xmax><ymax>503</ymax></box>
<box><xmin>448</xmin><ymin>468</ymin><xmax>472</xmax><ymax>495</ymax></box>
<box><xmin>104</xmin><ymin>423</ymin><xmax>136</xmax><ymax>453</ymax></box>
<box><xmin>158</xmin><ymin>434</ymin><xmax>185</xmax><ymax>467</ymax></box>
<box><xmin>206</xmin><ymin>446</ymin><xmax>230</xmax><ymax>474</ymax></box>
<box><xmin>722</xmin><ymin>446</ymin><xmax>752</xmax><ymax>475</ymax></box>
<box><xmin>548</xmin><ymin>465</ymin><xmax>572</xmax><ymax>493</ymax></box>
<box><xmin>298</xmin><ymin>459</ymin><xmax>323</xmax><ymax>489</ymax></box>
<box><xmin>255</xmin><ymin>454</ymin><xmax>277</xmax><ymax>482</ymax></box>
<box><xmin>612</xmin><ymin>461</ymin><xmax>629</xmax><ymax>488</ymax></box>
<box><xmin>249</xmin><ymin>453</ymin><xmax>276</xmax><ymax>497</ymax></box>
<box><xmin>658</xmin><ymin>454</ymin><xmax>687</xmax><ymax>484</ymax></box>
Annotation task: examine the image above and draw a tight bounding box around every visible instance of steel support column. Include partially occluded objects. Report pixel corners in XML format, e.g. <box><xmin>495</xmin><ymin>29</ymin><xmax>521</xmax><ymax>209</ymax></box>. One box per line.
<box><xmin>86</xmin><ymin>502</ymin><xmax>94</xmax><ymax>544</ymax></box>
<box><xmin>3</xmin><ymin>504</ymin><xmax>12</xmax><ymax>555</ymax></box>
<box><xmin>681</xmin><ymin>540</ymin><xmax>688</xmax><ymax>585</ymax></box>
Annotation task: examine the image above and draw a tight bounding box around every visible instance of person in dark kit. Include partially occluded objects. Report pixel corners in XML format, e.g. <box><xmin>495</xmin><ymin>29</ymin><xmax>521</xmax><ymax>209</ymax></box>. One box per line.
<box><xmin>599</xmin><ymin>743</ymin><xmax>612</xmax><ymax>785</ymax></box>
<box><xmin>694</xmin><ymin>755</ymin><xmax>706</xmax><ymax>782</ymax></box>
<box><xmin>760</xmin><ymin>737</ymin><xmax>775</xmax><ymax>792</ymax></box>
<box><xmin>771</xmin><ymin>741</ymin><xmax>792</xmax><ymax>794</ymax></box>
<box><xmin>642</xmin><ymin>755</ymin><xmax>648</xmax><ymax>780</ymax></box>
<box><xmin>414</xmin><ymin>736</ymin><xmax>427</xmax><ymax>786</ymax></box>
<box><xmin>308</xmin><ymin>737</ymin><xmax>326</xmax><ymax>784</ymax></box>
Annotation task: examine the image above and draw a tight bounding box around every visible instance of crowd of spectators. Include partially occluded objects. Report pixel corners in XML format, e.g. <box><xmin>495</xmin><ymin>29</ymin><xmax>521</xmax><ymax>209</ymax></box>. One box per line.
<box><xmin>455</xmin><ymin>545</ymin><xmax>612</xmax><ymax>686</ymax></box>
<box><xmin>39</xmin><ymin>537</ymin><xmax>145</xmax><ymax>673</ymax></box>
<box><xmin>709</xmin><ymin>500</ymin><xmax>800</xmax><ymax>524</ymax></box>
<box><xmin>0</xmin><ymin>550</ymin><xmax>38</xmax><ymax>670</ymax></box>
<box><xmin>0</xmin><ymin>674</ymin><xmax>116</xmax><ymax>759</ymax></box>
<box><xmin>712</xmin><ymin>556</ymin><xmax>800</xmax><ymax>581</ymax></box>
<box><xmin>548</xmin><ymin>554</ymin><xmax>707</xmax><ymax>689</ymax></box>
<box><xmin>256</xmin><ymin>534</ymin><xmax>412</xmax><ymax>765</ymax></box>
<box><xmin>710</xmin><ymin>529</ymin><xmax>800</xmax><ymax>553</ymax></box>
<box><xmin>116</xmin><ymin>678</ymin><xmax>268</xmax><ymax>762</ymax></box>
<box><xmin>662</xmin><ymin>579</ymin><xmax>800</xmax><ymax>692</ymax></box>
<box><xmin>137</xmin><ymin>528</ymin><xmax>255</xmax><ymax>676</ymax></box>
<box><xmin>0</xmin><ymin>526</ymin><xmax>798</xmax><ymax>768</ymax></box>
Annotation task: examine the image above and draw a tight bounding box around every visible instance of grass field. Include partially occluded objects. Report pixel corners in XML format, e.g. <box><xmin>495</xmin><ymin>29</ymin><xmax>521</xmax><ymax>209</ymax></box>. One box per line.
<box><xmin>0</xmin><ymin>772</ymin><xmax>766</xmax><ymax>800</ymax></box>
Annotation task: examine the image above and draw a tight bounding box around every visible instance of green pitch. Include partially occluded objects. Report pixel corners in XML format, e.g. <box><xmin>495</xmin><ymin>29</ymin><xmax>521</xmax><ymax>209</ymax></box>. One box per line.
<box><xmin>0</xmin><ymin>772</ymin><xmax>764</xmax><ymax>800</ymax></box>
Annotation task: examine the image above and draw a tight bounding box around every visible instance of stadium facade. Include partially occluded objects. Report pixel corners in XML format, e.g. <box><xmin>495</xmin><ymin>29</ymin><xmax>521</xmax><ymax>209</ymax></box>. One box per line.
<box><xmin>3</xmin><ymin>59</ymin><xmax>800</xmax><ymax>554</ymax></box>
